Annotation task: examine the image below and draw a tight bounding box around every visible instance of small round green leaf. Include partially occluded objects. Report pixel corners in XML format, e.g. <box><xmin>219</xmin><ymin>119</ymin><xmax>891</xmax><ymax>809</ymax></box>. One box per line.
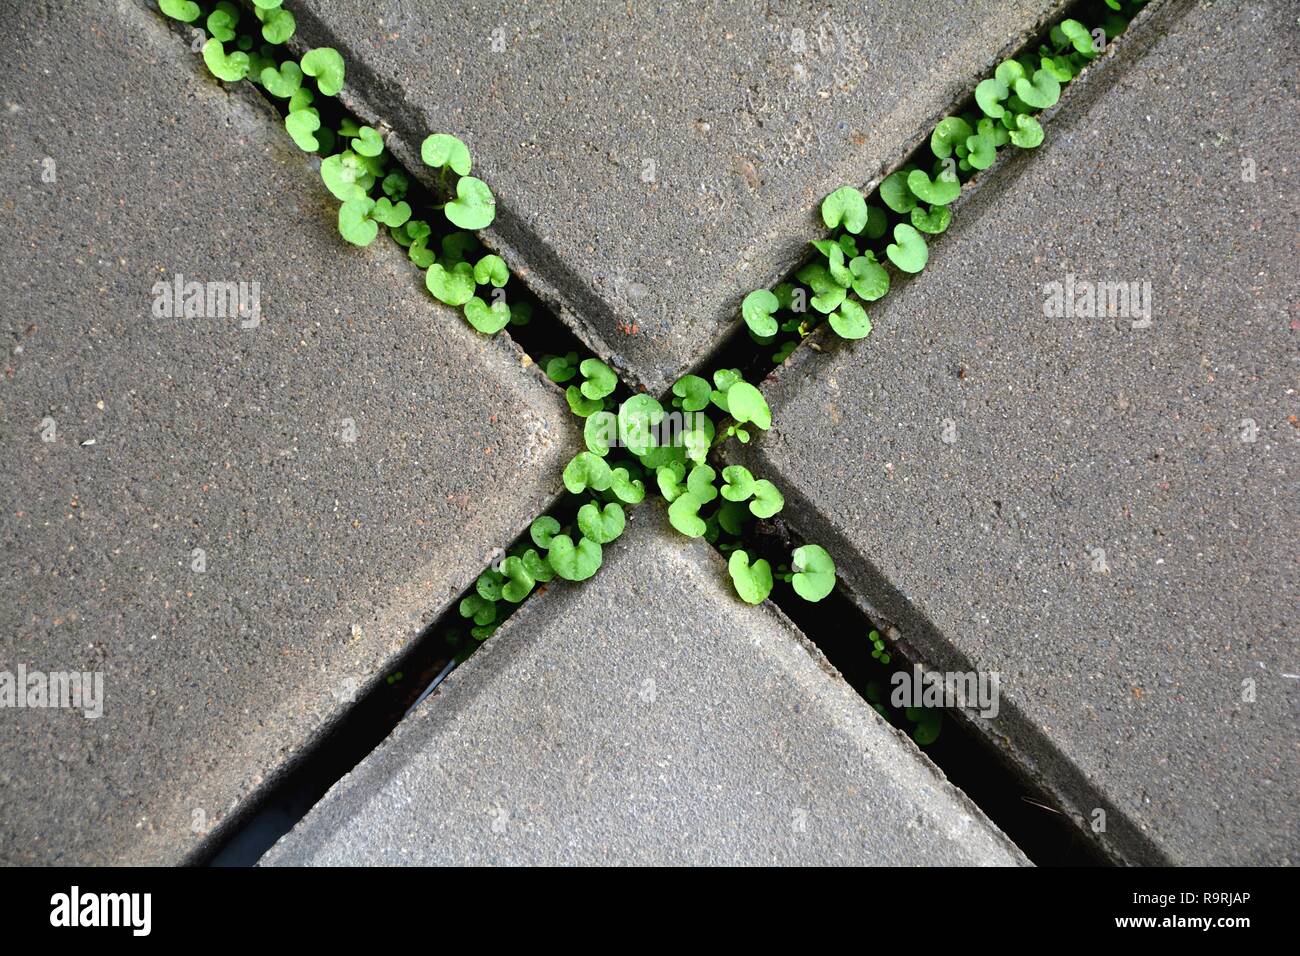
<box><xmin>284</xmin><ymin>106</ymin><xmax>321</xmax><ymax>152</ymax></box>
<box><xmin>726</xmin><ymin>382</ymin><xmax>771</xmax><ymax>431</ymax></box>
<box><xmin>829</xmin><ymin>297</ymin><xmax>872</xmax><ymax>340</ymax></box>
<box><xmin>667</xmin><ymin>493</ymin><xmax>707</xmax><ymax>538</ymax></box>
<box><xmin>791</xmin><ymin>544</ymin><xmax>836</xmax><ymax>602</ymax></box>
<box><xmin>207</xmin><ymin>2</ymin><xmax>239</xmax><ymax>41</ymax></box>
<box><xmin>617</xmin><ymin>395</ymin><xmax>665</xmax><ymax>457</ymax></box>
<box><xmin>728</xmin><ymin>550</ymin><xmax>774</xmax><ymax>604</ymax></box>
<box><xmin>750</xmin><ymin>479</ymin><xmax>784</xmax><ymax>519</ymax></box>
<box><xmin>931</xmin><ymin>117</ymin><xmax>974</xmax><ymax>159</ymax></box>
<box><xmin>671</xmin><ymin>374</ymin><xmax>711</xmax><ymax>412</ymax></box>
<box><xmin>563</xmin><ymin>452</ymin><xmax>613</xmax><ymax>494</ymax></box>
<box><xmin>577</xmin><ymin>501</ymin><xmax>625</xmax><ymax>544</ymax></box>
<box><xmin>351</xmin><ymin>125</ymin><xmax>384</xmax><ymax>157</ymax></box>
<box><xmin>910</xmin><ymin>204</ymin><xmax>952</xmax><ymax>235</ymax></box>
<box><xmin>1008</xmin><ymin>113</ymin><xmax>1045</xmax><ymax>149</ymax></box>
<box><xmin>741</xmin><ymin>288</ymin><xmax>780</xmax><ymax>338</ymax></box>
<box><xmin>879</xmin><ymin>169</ymin><xmax>918</xmax><ymax>214</ymax></box>
<box><xmin>261</xmin><ymin>60</ymin><xmax>303</xmax><ymax>98</ymax></box>
<box><xmin>906</xmin><ymin>168</ymin><xmax>961</xmax><ymax>207</ymax></box>
<box><xmin>720</xmin><ymin>465</ymin><xmax>755</xmax><ymax>502</ymax></box>
<box><xmin>161</xmin><ymin>0</ymin><xmax>201</xmax><ymax>22</ymax></box>
<box><xmin>609</xmin><ymin>467</ymin><xmax>646</xmax><ymax>504</ymax></box>
<box><xmin>260</xmin><ymin>7</ymin><xmax>295</xmax><ymax>44</ymax></box>
<box><xmin>421</xmin><ymin>133</ymin><xmax>472</xmax><ymax>176</ymax></box>
<box><xmin>203</xmin><ymin>38</ymin><xmax>250</xmax><ymax>83</ymax></box>
<box><xmin>565</xmin><ymin>386</ymin><xmax>603</xmax><ymax>417</ymax></box>
<box><xmin>1013</xmin><ymin>69</ymin><xmax>1061</xmax><ymax>110</ymax></box>
<box><xmin>473</xmin><ymin>254</ymin><xmax>509</xmax><ymax>288</ymax></box>
<box><xmin>974</xmin><ymin>77</ymin><xmax>1010</xmax><ymax>119</ymax></box>
<box><xmin>463</xmin><ymin>296</ymin><xmax>511</xmax><ymax>334</ymax></box>
<box><xmin>530</xmin><ymin>515</ymin><xmax>561</xmax><ymax>549</ymax></box>
<box><xmin>499</xmin><ymin>555</ymin><xmax>535</xmax><ymax>603</ymax></box>
<box><xmin>547</xmin><ymin>534</ymin><xmax>602</xmax><ymax>582</ymax></box>
<box><xmin>584</xmin><ymin>410</ymin><xmax>617</xmax><ymax>456</ymax></box>
<box><xmin>849</xmin><ymin>253</ymin><xmax>889</xmax><ymax>301</ymax></box>
<box><xmin>338</xmin><ymin>197</ymin><xmax>378</xmax><ymax>247</ymax></box>
<box><xmin>371</xmin><ymin>197</ymin><xmax>411</xmax><ymax>228</ymax></box>
<box><xmin>300</xmin><ymin>47</ymin><xmax>345</xmax><ymax>96</ymax></box>
<box><xmin>445</xmin><ymin>176</ymin><xmax>496</xmax><ymax>230</ymax></box>
<box><xmin>886</xmin><ymin>223</ymin><xmax>929</xmax><ymax>274</ymax></box>
<box><xmin>820</xmin><ymin>186</ymin><xmax>868</xmax><ymax>233</ymax></box>
<box><xmin>425</xmin><ymin>261</ymin><xmax>476</xmax><ymax>306</ymax></box>
<box><xmin>579</xmin><ymin>358</ymin><xmax>617</xmax><ymax>401</ymax></box>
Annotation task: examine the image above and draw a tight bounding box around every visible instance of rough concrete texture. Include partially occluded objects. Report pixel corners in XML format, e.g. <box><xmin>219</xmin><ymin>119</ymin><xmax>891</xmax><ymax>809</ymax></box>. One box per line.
<box><xmin>290</xmin><ymin>0</ymin><xmax>1070</xmax><ymax>394</ymax></box>
<box><xmin>264</xmin><ymin>509</ymin><xmax>1027</xmax><ymax>866</ymax></box>
<box><xmin>0</xmin><ymin>0</ymin><xmax>575</xmax><ymax>864</ymax></box>
<box><xmin>734</xmin><ymin>0</ymin><xmax>1299</xmax><ymax>865</ymax></box>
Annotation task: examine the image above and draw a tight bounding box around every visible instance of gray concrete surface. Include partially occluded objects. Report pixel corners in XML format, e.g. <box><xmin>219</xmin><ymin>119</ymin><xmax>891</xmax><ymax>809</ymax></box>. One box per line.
<box><xmin>264</xmin><ymin>509</ymin><xmax>1028</xmax><ymax>866</ymax></box>
<box><xmin>733</xmin><ymin>0</ymin><xmax>1299</xmax><ymax>865</ymax></box>
<box><xmin>291</xmin><ymin>0</ymin><xmax>1070</xmax><ymax>394</ymax></box>
<box><xmin>0</xmin><ymin>0</ymin><xmax>575</xmax><ymax>865</ymax></box>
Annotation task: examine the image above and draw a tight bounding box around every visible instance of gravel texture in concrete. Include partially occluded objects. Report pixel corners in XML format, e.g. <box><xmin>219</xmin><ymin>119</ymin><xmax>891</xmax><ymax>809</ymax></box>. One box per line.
<box><xmin>0</xmin><ymin>0</ymin><xmax>575</xmax><ymax>865</ymax></box>
<box><xmin>290</xmin><ymin>0</ymin><xmax>1070</xmax><ymax>393</ymax></box>
<box><xmin>733</xmin><ymin>0</ymin><xmax>1298</xmax><ymax>865</ymax></box>
<box><xmin>264</xmin><ymin>509</ymin><xmax>1028</xmax><ymax>866</ymax></box>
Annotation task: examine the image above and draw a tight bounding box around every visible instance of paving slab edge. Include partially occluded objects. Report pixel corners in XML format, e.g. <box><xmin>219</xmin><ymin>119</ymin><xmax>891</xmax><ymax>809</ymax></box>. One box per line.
<box><xmin>263</xmin><ymin>504</ymin><xmax>1030</xmax><ymax>865</ymax></box>
<box><xmin>281</xmin><ymin>0</ymin><xmax>1091</xmax><ymax>397</ymax></box>
<box><xmin>125</xmin><ymin>0</ymin><xmax>582</xmax><ymax>865</ymax></box>
<box><xmin>275</xmin><ymin>3</ymin><xmax>646</xmax><ymax>391</ymax></box>
<box><xmin>730</xmin><ymin>0</ymin><xmax>1198</xmax><ymax>868</ymax></box>
<box><xmin>748</xmin><ymin>0</ymin><xmax>1178</xmax><ymax>382</ymax></box>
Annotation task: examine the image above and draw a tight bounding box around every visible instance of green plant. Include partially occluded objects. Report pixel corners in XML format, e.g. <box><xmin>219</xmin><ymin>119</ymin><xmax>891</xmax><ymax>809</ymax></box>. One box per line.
<box><xmin>728</xmin><ymin>550</ymin><xmax>773</xmax><ymax>604</ymax></box>
<box><xmin>254</xmin><ymin>3</ymin><xmax>295</xmax><ymax>44</ymax></box>
<box><xmin>157</xmin><ymin>0</ymin><xmax>1143</xmax><ymax>705</ymax></box>
<box><xmin>444</xmin><ymin>176</ymin><xmax>497</xmax><ymax>230</ymax></box>
<box><xmin>202</xmin><ymin>39</ymin><xmax>249</xmax><ymax>82</ymax></box>
<box><xmin>300</xmin><ymin>48</ymin><xmax>345</xmax><ymax>96</ymax></box>
<box><xmin>736</xmin><ymin>1</ymin><xmax>1146</xmax><ymax>366</ymax></box>
<box><xmin>547</xmin><ymin>534</ymin><xmax>602</xmax><ymax>581</ymax></box>
<box><xmin>421</xmin><ymin>133</ymin><xmax>472</xmax><ymax>176</ymax></box>
<box><xmin>425</xmin><ymin>262</ymin><xmax>476</xmax><ymax>306</ymax></box>
<box><xmin>790</xmin><ymin>545</ymin><xmax>835</xmax><ymax>602</ymax></box>
<box><xmin>160</xmin><ymin>0</ymin><xmax>200</xmax><ymax>22</ymax></box>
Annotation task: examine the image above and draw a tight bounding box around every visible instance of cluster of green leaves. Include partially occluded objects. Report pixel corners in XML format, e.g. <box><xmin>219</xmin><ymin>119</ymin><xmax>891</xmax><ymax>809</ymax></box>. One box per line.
<box><xmin>533</xmin><ymin>355</ymin><xmax>839</xmax><ymax>606</ymax></box>
<box><xmin>162</xmin><ymin>1</ymin><xmax>302</xmax><ymax>83</ymax></box>
<box><xmin>740</xmin><ymin>2</ymin><xmax>1147</xmax><ymax>365</ymax></box>
<box><xmin>448</xmin><ymin>507</ymin><xmax>618</xmax><ymax>650</ymax></box>
<box><xmin>166</xmin><ymin>1</ymin><xmax>516</xmax><ymax>337</ymax></box>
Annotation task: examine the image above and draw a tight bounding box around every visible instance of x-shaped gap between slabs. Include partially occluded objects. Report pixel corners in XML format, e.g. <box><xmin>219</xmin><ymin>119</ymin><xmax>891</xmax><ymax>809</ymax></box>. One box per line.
<box><xmin>178</xmin><ymin>0</ymin><xmax>1160</xmax><ymax>866</ymax></box>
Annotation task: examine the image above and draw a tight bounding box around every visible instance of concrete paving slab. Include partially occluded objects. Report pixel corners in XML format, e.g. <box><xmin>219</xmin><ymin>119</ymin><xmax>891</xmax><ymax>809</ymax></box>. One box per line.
<box><xmin>732</xmin><ymin>0</ymin><xmax>1299</xmax><ymax>865</ymax></box>
<box><xmin>263</xmin><ymin>509</ymin><xmax>1028</xmax><ymax>866</ymax></box>
<box><xmin>291</xmin><ymin>0</ymin><xmax>1070</xmax><ymax>393</ymax></box>
<box><xmin>0</xmin><ymin>0</ymin><xmax>575</xmax><ymax>865</ymax></box>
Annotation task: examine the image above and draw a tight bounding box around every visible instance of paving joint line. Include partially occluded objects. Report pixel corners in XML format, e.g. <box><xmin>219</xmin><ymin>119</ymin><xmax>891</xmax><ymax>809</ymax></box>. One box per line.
<box><xmin>715</xmin><ymin>0</ymin><xmax>1185</xmax><ymax>866</ymax></box>
<box><xmin>160</xmin><ymin>0</ymin><xmax>1173</xmax><ymax>864</ymax></box>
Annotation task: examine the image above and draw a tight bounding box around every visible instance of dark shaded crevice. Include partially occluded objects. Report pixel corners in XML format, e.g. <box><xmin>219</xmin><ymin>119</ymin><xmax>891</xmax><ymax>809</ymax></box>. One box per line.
<box><xmin>188</xmin><ymin>487</ymin><xmax>577</xmax><ymax>866</ymax></box>
<box><xmin>690</xmin><ymin>502</ymin><xmax>1113</xmax><ymax>866</ymax></box>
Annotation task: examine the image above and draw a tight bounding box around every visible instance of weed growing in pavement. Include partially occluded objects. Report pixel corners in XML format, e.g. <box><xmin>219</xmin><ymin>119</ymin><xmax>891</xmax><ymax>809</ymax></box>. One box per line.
<box><xmin>159</xmin><ymin>0</ymin><xmax>1149</xmax><ymax>740</ymax></box>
